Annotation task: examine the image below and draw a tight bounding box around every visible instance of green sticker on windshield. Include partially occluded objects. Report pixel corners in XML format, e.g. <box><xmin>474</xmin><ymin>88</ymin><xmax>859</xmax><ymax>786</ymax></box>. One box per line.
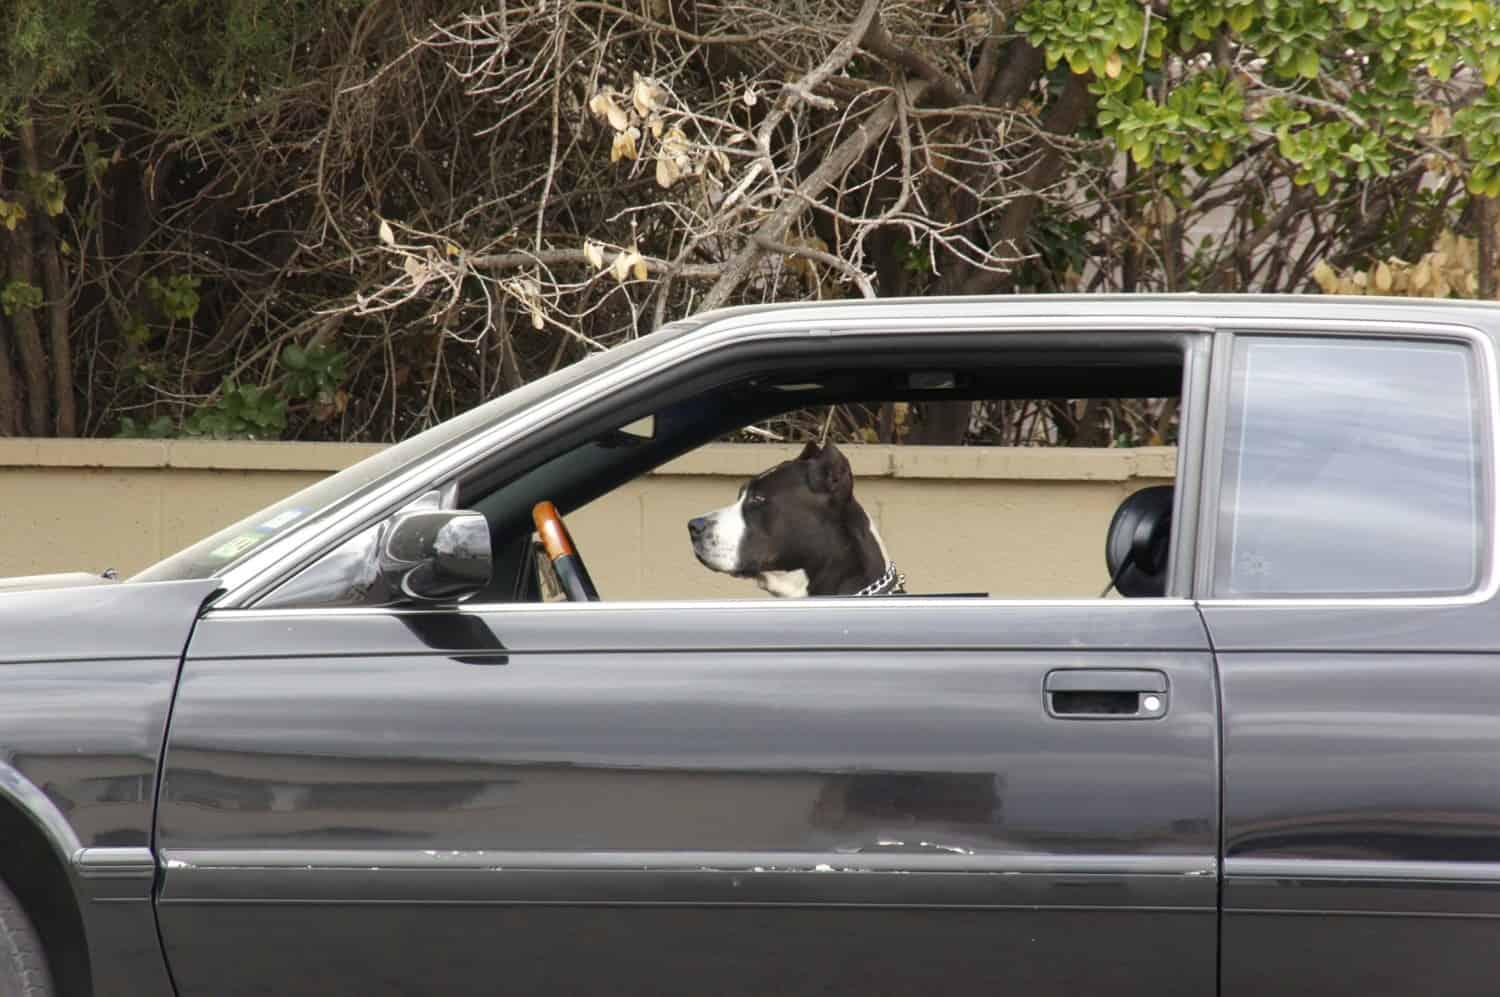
<box><xmin>208</xmin><ymin>534</ymin><xmax>264</xmax><ymax>560</ymax></box>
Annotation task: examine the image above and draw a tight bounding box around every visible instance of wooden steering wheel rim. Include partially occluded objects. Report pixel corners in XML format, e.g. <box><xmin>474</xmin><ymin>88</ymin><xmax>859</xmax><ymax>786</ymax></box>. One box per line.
<box><xmin>531</xmin><ymin>501</ymin><xmax>576</xmax><ymax>562</ymax></box>
<box><xmin>531</xmin><ymin>501</ymin><xmax>599</xmax><ymax>602</ymax></box>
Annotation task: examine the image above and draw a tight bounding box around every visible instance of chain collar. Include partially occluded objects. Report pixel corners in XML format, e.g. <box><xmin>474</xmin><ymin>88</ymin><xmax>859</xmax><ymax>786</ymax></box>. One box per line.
<box><xmin>852</xmin><ymin>561</ymin><xmax>906</xmax><ymax>597</ymax></box>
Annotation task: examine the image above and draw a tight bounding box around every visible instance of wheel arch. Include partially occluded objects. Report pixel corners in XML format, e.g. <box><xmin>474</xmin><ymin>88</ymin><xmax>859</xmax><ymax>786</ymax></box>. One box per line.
<box><xmin>0</xmin><ymin>767</ymin><xmax>93</xmax><ymax>997</ymax></box>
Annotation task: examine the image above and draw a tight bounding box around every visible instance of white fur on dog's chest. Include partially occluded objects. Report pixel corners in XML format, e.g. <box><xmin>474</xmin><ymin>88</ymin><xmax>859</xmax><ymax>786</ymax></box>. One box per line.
<box><xmin>756</xmin><ymin>569</ymin><xmax>810</xmax><ymax>598</ymax></box>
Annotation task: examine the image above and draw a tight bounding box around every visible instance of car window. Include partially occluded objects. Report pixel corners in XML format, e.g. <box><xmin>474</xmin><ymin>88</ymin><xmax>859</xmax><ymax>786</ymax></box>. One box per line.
<box><xmin>256</xmin><ymin>341</ymin><xmax>1199</xmax><ymax>610</ymax></box>
<box><xmin>1213</xmin><ymin>336</ymin><xmax>1487</xmax><ymax>598</ymax></box>
<box><xmin>476</xmin><ymin>354</ymin><xmax>1189</xmax><ymax>604</ymax></box>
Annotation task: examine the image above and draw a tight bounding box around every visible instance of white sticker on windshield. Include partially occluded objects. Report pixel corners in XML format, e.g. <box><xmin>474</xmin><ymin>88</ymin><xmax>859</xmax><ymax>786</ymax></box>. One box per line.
<box><xmin>257</xmin><ymin>508</ymin><xmax>306</xmax><ymax>533</ymax></box>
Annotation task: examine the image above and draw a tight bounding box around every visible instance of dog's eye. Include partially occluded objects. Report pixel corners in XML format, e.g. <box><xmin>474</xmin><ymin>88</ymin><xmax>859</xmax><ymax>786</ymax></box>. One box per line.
<box><xmin>745</xmin><ymin>492</ymin><xmax>766</xmax><ymax>506</ymax></box>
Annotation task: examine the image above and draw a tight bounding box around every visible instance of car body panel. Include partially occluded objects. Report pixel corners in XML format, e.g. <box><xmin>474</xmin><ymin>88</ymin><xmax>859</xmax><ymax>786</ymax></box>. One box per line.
<box><xmin>0</xmin><ymin>577</ymin><xmax>220</xmax><ymax>851</ymax></box>
<box><xmin>1200</xmin><ymin>317</ymin><xmax>1500</xmax><ymax>995</ymax></box>
<box><xmin>0</xmin><ymin>578</ymin><xmax>218</xmax><ymax>997</ymax></box>
<box><xmin>156</xmin><ymin>600</ymin><xmax>1219</xmax><ymax>996</ymax></box>
<box><xmin>1208</xmin><ymin>624</ymin><xmax>1500</xmax><ymax>996</ymax></box>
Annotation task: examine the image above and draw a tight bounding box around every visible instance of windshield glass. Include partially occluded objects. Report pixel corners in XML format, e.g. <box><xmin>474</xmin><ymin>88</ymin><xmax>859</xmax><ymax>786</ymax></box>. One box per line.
<box><xmin>131</xmin><ymin>319</ymin><xmax>705</xmax><ymax>582</ymax></box>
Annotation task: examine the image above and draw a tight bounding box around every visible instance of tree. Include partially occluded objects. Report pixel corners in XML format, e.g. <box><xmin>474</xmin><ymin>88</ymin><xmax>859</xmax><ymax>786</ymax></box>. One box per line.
<box><xmin>2</xmin><ymin>0</ymin><xmax>1497</xmax><ymax>443</ymax></box>
<box><xmin>2</xmin><ymin>0</ymin><xmax>360</xmax><ymax>436</ymax></box>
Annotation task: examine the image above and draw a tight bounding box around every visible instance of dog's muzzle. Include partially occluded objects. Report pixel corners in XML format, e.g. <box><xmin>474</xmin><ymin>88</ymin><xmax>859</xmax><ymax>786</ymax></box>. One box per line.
<box><xmin>688</xmin><ymin>504</ymin><xmax>745</xmax><ymax>574</ymax></box>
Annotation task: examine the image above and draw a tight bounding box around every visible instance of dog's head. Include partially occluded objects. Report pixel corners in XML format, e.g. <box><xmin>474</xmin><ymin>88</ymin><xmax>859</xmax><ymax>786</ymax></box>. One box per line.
<box><xmin>688</xmin><ymin>442</ymin><xmax>854</xmax><ymax>587</ymax></box>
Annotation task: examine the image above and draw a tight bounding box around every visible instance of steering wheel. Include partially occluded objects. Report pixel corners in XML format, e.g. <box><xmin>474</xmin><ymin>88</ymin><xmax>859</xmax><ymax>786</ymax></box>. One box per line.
<box><xmin>531</xmin><ymin>501</ymin><xmax>600</xmax><ymax>602</ymax></box>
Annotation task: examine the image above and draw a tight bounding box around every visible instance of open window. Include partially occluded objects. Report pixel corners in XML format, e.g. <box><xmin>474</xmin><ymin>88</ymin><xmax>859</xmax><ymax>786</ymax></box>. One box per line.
<box><xmin>259</xmin><ymin>330</ymin><xmax>1201</xmax><ymax>609</ymax></box>
<box><xmin>463</xmin><ymin>335</ymin><xmax>1194</xmax><ymax>605</ymax></box>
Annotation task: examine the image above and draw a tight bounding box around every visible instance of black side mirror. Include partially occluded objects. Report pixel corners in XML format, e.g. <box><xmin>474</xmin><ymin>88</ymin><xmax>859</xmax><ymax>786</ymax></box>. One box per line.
<box><xmin>380</xmin><ymin>510</ymin><xmax>492</xmax><ymax>604</ymax></box>
<box><xmin>1104</xmin><ymin>485</ymin><xmax>1173</xmax><ymax>598</ymax></box>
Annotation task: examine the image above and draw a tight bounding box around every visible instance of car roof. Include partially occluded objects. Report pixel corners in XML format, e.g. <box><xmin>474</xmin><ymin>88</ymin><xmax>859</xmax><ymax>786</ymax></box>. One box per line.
<box><xmin>679</xmin><ymin>293</ymin><xmax>1500</xmax><ymax>341</ymax></box>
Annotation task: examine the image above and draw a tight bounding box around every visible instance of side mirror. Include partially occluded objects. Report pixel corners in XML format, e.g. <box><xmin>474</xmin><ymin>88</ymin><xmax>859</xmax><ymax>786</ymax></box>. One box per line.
<box><xmin>380</xmin><ymin>510</ymin><xmax>492</xmax><ymax>603</ymax></box>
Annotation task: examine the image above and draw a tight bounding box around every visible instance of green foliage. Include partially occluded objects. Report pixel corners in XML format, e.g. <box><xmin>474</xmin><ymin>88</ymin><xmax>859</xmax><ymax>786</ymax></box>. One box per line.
<box><xmin>81</xmin><ymin>141</ymin><xmax>111</xmax><ymax>183</ymax></box>
<box><xmin>1012</xmin><ymin>209</ymin><xmax>1094</xmax><ymax>291</ymax></box>
<box><xmin>114</xmin><ymin>414</ymin><xmax>177</xmax><ymax>439</ymax></box>
<box><xmin>1099</xmin><ymin>71</ymin><xmax>1246</xmax><ymax>171</ymax></box>
<box><xmin>4</xmin><ymin>1</ymin><xmax>368</xmax><ymax>134</ymax></box>
<box><xmin>1241</xmin><ymin>2</ymin><xmax>1337</xmax><ymax>79</ymax></box>
<box><xmin>183</xmin><ymin>380</ymin><xmax>289</xmax><ymax>440</ymax></box>
<box><xmin>122</xmin><ymin>316</ymin><xmax>152</xmax><ymax>347</ymax></box>
<box><xmin>1017</xmin><ymin>0</ymin><xmax>1153</xmax><ymax>78</ymax></box>
<box><xmin>893</xmin><ymin>238</ymin><xmax>931</xmax><ymax>276</ymax></box>
<box><xmin>1019</xmin><ymin>0</ymin><xmax>1500</xmax><ymax>198</ymax></box>
<box><xmin>122</xmin><ymin>357</ymin><xmax>167</xmax><ymax>388</ymax></box>
<box><xmin>0</xmin><ymin>281</ymin><xmax>43</xmax><ymax>316</ymax></box>
<box><xmin>281</xmin><ymin>343</ymin><xmax>349</xmax><ymax>406</ymax></box>
<box><xmin>5</xmin><ymin>1</ymin><xmax>94</xmax><ymax>103</ymax></box>
<box><xmin>146</xmin><ymin>274</ymin><xmax>202</xmax><ymax>321</ymax></box>
<box><xmin>1457</xmin><ymin>91</ymin><xmax>1500</xmax><ymax>196</ymax></box>
<box><xmin>0</xmin><ymin>199</ymin><xmax>25</xmax><ymax>232</ymax></box>
<box><xmin>20</xmin><ymin>171</ymin><xmax>65</xmax><ymax>216</ymax></box>
<box><xmin>114</xmin><ymin>344</ymin><xmax>349</xmax><ymax>440</ymax></box>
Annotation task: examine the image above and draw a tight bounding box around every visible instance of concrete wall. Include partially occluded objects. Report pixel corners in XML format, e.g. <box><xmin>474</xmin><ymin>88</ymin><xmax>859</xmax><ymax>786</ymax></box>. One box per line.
<box><xmin>0</xmin><ymin>440</ymin><xmax>1174</xmax><ymax>599</ymax></box>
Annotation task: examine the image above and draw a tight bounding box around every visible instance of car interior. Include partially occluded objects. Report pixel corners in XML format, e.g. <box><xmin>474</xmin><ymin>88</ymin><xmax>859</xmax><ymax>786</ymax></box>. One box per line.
<box><xmin>460</xmin><ymin>351</ymin><xmax>1184</xmax><ymax>605</ymax></box>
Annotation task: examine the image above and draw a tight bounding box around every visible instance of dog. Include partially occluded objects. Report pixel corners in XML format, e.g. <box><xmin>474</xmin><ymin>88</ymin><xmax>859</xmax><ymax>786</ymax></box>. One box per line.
<box><xmin>688</xmin><ymin>441</ymin><xmax>905</xmax><ymax>597</ymax></box>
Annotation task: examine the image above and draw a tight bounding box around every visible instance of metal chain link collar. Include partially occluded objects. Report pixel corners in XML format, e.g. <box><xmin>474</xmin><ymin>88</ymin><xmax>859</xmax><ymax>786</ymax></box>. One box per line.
<box><xmin>852</xmin><ymin>561</ymin><xmax>906</xmax><ymax>597</ymax></box>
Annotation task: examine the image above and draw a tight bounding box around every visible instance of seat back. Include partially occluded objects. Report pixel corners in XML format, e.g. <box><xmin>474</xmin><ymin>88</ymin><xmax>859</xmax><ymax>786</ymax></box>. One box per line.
<box><xmin>1104</xmin><ymin>485</ymin><xmax>1173</xmax><ymax>598</ymax></box>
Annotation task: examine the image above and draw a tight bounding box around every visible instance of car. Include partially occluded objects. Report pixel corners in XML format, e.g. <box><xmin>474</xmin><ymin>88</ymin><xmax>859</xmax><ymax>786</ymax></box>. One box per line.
<box><xmin>2</xmin><ymin>293</ymin><xmax>1498</xmax><ymax>997</ymax></box>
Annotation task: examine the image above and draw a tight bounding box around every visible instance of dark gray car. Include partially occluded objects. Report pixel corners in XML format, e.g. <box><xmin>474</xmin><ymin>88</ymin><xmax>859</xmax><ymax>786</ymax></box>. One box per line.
<box><xmin>2</xmin><ymin>294</ymin><xmax>1496</xmax><ymax>997</ymax></box>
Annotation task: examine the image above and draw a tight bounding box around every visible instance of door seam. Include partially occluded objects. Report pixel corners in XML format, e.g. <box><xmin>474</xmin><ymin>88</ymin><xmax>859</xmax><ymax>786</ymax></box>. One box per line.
<box><xmin>1197</xmin><ymin>600</ymin><xmax>1225</xmax><ymax>997</ymax></box>
<box><xmin>148</xmin><ymin>586</ymin><xmax>218</xmax><ymax>997</ymax></box>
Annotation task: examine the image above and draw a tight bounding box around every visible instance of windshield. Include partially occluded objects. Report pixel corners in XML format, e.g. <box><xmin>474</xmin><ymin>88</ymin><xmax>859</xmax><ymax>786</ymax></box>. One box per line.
<box><xmin>131</xmin><ymin>319</ymin><xmax>705</xmax><ymax>582</ymax></box>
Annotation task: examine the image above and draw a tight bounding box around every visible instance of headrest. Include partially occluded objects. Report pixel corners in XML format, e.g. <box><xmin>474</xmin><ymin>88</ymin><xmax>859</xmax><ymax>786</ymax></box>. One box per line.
<box><xmin>1104</xmin><ymin>485</ymin><xmax>1174</xmax><ymax>598</ymax></box>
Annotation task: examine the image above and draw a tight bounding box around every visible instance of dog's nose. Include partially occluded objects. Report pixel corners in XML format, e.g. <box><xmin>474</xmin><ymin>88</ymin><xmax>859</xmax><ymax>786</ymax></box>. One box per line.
<box><xmin>688</xmin><ymin>516</ymin><xmax>708</xmax><ymax>539</ymax></box>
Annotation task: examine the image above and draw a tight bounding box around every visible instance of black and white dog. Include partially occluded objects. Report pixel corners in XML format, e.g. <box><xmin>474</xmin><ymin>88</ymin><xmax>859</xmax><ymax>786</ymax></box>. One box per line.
<box><xmin>688</xmin><ymin>442</ymin><xmax>905</xmax><ymax>597</ymax></box>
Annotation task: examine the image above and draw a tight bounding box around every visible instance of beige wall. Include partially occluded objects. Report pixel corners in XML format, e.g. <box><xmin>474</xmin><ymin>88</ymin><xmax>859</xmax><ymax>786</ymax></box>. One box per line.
<box><xmin>0</xmin><ymin>439</ymin><xmax>1174</xmax><ymax>599</ymax></box>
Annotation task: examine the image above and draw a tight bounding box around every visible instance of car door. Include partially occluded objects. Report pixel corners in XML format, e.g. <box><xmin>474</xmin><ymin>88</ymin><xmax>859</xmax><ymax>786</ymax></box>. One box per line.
<box><xmin>155</xmin><ymin>596</ymin><xmax>1219</xmax><ymax>997</ymax></box>
<box><xmin>1201</xmin><ymin>324</ymin><xmax>1500</xmax><ymax>996</ymax></box>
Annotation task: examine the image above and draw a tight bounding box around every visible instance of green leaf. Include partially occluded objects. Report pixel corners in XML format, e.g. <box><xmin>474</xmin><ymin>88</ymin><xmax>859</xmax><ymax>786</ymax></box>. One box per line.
<box><xmin>0</xmin><ymin>200</ymin><xmax>26</xmax><ymax>232</ymax></box>
<box><xmin>0</xmin><ymin>280</ymin><xmax>43</xmax><ymax>316</ymax></box>
<box><xmin>282</xmin><ymin>343</ymin><xmax>308</xmax><ymax>370</ymax></box>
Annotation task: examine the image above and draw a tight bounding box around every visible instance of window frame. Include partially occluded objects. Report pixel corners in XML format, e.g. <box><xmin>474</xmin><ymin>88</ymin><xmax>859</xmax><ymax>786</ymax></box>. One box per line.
<box><xmin>1195</xmin><ymin>322</ymin><xmax>1500</xmax><ymax>607</ymax></box>
<box><xmin>224</xmin><ymin>322</ymin><xmax>1214</xmax><ymax>611</ymax></box>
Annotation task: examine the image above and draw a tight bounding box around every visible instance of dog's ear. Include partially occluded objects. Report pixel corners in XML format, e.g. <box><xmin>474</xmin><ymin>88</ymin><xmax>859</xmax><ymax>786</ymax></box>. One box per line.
<box><xmin>804</xmin><ymin>441</ymin><xmax>853</xmax><ymax>503</ymax></box>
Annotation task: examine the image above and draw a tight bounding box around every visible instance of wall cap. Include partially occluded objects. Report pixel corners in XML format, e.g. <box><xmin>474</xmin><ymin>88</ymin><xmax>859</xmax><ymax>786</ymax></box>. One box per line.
<box><xmin>0</xmin><ymin>439</ymin><xmax>1175</xmax><ymax>481</ymax></box>
<box><xmin>0</xmin><ymin>438</ymin><xmax>385</xmax><ymax>472</ymax></box>
<box><xmin>652</xmin><ymin>444</ymin><xmax>1176</xmax><ymax>481</ymax></box>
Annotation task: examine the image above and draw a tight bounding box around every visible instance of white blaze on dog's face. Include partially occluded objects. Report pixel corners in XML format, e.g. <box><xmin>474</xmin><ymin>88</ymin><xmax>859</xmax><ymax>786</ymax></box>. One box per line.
<box><xmin>687</xmin><ymin>490</ymin><xmax>749</xmax><ymax>574</ymax></box>
<box><xmin>687</xmin><ymin>442</ymin><xmax>854</xmax><ymax>595</ymax></box>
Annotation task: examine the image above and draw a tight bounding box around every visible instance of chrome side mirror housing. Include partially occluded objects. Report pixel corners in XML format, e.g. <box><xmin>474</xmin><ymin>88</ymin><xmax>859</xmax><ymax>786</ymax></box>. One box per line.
<box><xmin>379</xmin><ymin>510</ymin><xmax>492</xmax><ymax>603</ymax></box>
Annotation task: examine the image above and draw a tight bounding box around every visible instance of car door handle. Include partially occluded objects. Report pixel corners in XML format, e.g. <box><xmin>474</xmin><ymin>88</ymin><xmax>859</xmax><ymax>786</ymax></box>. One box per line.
<box><xmin>1044</xmin><ymin>669</ymin><xmax>1168</xmax><ymax>720</ymax></box>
